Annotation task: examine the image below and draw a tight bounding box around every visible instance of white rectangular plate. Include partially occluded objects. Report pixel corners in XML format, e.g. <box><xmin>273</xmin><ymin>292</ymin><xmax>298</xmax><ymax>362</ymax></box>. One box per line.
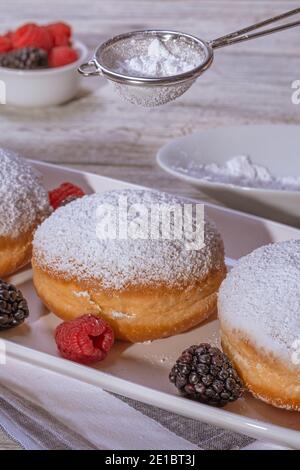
<box><xmin>2</xmin><ymin>161</ymin><xmax>300</xmax><ymax>449</ymax></box>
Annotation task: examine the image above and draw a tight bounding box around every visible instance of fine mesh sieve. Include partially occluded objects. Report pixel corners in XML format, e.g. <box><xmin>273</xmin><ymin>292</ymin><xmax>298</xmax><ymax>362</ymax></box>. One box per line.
<box><xmin>79</xmin><ymin>8</ymin><xmax>300</xmax><ymax>107</ymax></box>
<box><xmin>80</xmin><ymin>31</ymin><xmax>212</xmax><ymax>107</ymax></box>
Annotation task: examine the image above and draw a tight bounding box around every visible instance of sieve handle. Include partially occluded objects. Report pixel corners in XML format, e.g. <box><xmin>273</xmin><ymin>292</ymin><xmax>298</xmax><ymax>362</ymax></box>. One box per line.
<box><xmin>210</xmin><ymin>7</ymin><xmax>300</xmax><ymax>49</ymax></box>
<box><xmin>78</xmin><ymin>60</ymin><xmax>102</xmax><ymax>77</ymax></box>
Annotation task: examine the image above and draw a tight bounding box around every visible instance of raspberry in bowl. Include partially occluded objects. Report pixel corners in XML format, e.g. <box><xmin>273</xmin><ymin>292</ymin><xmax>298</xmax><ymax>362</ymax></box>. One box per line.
<box><xmin>0</xmin><ymin>22</ymin><xmax>87</xmax><ymax>107</ymax></box>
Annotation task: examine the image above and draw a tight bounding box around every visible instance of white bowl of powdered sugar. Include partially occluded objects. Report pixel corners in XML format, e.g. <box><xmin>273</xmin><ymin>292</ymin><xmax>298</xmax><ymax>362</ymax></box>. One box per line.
<box><xmin>157</xmin><ymin>124</ymin><xmax>300</xmax><ymax>227</ymax></box>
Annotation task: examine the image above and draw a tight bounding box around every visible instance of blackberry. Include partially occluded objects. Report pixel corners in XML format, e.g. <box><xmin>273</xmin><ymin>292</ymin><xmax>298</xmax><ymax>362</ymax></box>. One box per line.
<box><xmin>169</xmin><ymin>343</ymin><xmax>244</xmax><ymax>406</ymax></box>
<box><xmin>0</xmin><ymin>48</ymin><xmax>48</xmax><ymax>70</ymax></box>
<box><xmin>0</xmin><ymin>280</ymin><xmax>29</xmax><ymax>330</ymax></box>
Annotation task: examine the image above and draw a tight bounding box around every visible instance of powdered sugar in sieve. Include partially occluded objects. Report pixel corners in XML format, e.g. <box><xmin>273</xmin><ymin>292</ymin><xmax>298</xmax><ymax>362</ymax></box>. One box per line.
<box><xmin>79</xmin><ymin>30</ymin><xmax>211</xmax><ymax>107</ymax></box>
<box><xmin>97</xmin><ymin>32</ymin><xmax>208</xmax><ymax>107</ymax></box>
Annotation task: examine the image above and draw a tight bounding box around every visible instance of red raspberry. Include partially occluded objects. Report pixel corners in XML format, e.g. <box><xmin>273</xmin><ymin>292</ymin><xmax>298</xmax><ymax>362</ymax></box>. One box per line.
<box><xmin>5</xmin><ymin>31</ymin><xmax>13</xmax><ymax>40</ymax></box>
<box><xmin>47</xmin><ymin>22</ymin><xmax>71</xmax><ymax>38</ymax></box>
<box><xmin>0</xmin><ymin>35</ymin><xmax>12</xmax><ymax>53</ymax></box>
<box><xmin>48</xmin><ymin>46</ymin><xmax>78</xmax><ymax>67</ymax></box>
<box><xmin>12</xmin><ymin>24</ymin><xmax>53</xmax><ymax>52</ymax></box>
<box><xmin>12</xmin><ymin>23</ymin><xmax>37</xmax><ymax>41</ymax></box>
<box><xmin>46</xmin><ymin>22</ymin><xmax>71</xmax><ymax>47</ymax></box>
<box><xmin>55</xmin><ymin>315</ymin><xmax>115</xmax><ymax>364</ymax></box>
<box><xmin>48</xmin><ymin>182</ymin><xmax>85</xmax><ymax>210</ymax></box>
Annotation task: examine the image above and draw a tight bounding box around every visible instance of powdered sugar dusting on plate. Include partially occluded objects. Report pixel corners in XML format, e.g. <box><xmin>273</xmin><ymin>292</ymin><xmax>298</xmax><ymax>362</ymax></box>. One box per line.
<box><xmin>175</xmin><ymin>155</ymin><xmax>300</xmax><ymax>191</ymax></box>
<box><xmin>33</xmin><ymin>189</ymin><xmax>224</xmax><ymax>290</ymax></box>
<box><xmin>218</xmin><ymin>240</ymin><xmax>300</xmax><ymax>367</ymax></box>
<box><xmin>0</xmin><ymin>149</ymin><xmax>50</xmax><ymax>238</ymax></box>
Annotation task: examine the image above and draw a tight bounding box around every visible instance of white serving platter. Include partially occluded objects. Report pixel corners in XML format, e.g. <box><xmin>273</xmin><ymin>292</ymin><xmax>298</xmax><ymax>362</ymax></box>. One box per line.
<box><xmin>2</xmin><ymin>160</ymin><xmax>300</xmax><ymax>449</ymax></box>
<box><xmin>157</xmin><ymin>125</ymin><xmax>300</xmax><ymax>227</ymax></box>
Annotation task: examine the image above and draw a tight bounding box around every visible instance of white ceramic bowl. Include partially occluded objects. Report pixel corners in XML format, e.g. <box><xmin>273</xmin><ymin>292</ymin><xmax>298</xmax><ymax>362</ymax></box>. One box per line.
<box><xmin>0</xmin><ymin>40</ymin><xmax>87</xmax><ymax>107</ymax></box>
<box><xmin>157</xmin><ymin>125</ymin><xmax>300</xmax><ymax>227</ymax></box>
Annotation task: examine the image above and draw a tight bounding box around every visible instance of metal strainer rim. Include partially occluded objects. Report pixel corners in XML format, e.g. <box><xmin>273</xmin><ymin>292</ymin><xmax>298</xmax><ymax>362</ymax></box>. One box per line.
<box><xmin>93</xmin><ymin>30</ymin><xmax>214</xmax><ymax>87</ymax></box>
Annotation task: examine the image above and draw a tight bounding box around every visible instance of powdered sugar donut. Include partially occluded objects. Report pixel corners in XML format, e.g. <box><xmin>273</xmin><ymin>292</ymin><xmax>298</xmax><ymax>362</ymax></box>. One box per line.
<box><xmin>0</xmin><ymin>149</ymin><xmax>50</xmax><ymax>277</ymax></box>
<box><xmin>218</xmin><ymin>240</ymin><xmax>300</xmax><ymax>411</ymax></box>
<box><xmin>32</xmin><ymin>189</ymin><xmax>226</xmax><ymax>342</ymax></box>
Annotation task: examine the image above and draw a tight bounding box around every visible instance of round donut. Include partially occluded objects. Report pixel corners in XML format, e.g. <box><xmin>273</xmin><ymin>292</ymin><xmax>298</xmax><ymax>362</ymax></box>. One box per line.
<box><xmin>32</xmin><ymin>189</ymin><xmax>226</xmax><ymax>342</ymax></box>
<box><xmin>0</xmin><ymin>149</ymin><xmax>50</xmax><ymax>278</ymax></box>
<box><xmin>218</xmin><ymin>240</ymin><xmax>300</xmax><ymax>411</ymax></box>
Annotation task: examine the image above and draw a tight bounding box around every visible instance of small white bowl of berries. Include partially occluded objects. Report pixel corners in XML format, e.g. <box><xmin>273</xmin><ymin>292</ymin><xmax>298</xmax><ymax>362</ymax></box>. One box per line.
<box><xmin>0</xmin><ymin>22</ymin><xmax>87</xmax><ymax>107</ymax></box>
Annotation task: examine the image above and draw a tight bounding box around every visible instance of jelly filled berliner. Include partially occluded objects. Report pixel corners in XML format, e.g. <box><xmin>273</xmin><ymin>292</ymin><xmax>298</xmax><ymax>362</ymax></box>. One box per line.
<box><xmin>0</xmin><ymin>148</ymin><xmax>50</xmax><ymax>277</ymax></box>
<box><xmin>32</xmin><ymin>189</ymin><xmax>226</xmax><ymax>342</ymax></box>
<box><xmin>218</xmin><ymin>240</ymin><xmax>300</xmax><ymax>411</ymax></box>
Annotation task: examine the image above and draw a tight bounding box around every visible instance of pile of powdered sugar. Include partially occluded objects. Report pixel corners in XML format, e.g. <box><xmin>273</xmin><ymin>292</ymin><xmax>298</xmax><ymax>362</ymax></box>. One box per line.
<box><xmin>176</xmin><ymin>155</ymin><xmax>300</xmax><ymax>191</ymax></box>
<box><xmin>0</xmin><ymin>148</ymin><xmax>50</xmax><ymax>238</ymax></box>
<box><xmin>116</xmin><ymin>38</ymin><xmax>201</xmax><ymax>78</ymax></box>
<box><xmin>33</xmin><ymin>189</ymin><xmax>224</xmax><ymax>290</ymax></box>
<box><xmin>218</xmin><ymin>239</ymin><xmax>300</xmax><ymax>366</ymax></box>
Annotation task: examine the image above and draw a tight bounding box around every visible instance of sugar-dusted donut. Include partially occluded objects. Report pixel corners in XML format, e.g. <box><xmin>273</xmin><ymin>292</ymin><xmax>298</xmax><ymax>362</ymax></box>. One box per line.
<box><xmin>218</xmin><ymin>240</ymin><xmax>300</xmax><ymax>411</ymax></box>
<box><xmin>32</xmin><ymin>189</ymin><xmax>226</xmax><ymax>342</ymax></box>
<box><xmin>0</xmin><ymin>149</ymin><xmax>50</xmax><ymax>277</ymax></box>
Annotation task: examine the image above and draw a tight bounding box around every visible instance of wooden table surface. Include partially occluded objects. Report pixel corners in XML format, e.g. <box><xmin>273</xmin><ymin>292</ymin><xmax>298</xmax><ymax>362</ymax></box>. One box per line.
<box><xmin>1</xmin><ymin>0</ymin><xmax>300</xmax><ymax>450</ymax></box>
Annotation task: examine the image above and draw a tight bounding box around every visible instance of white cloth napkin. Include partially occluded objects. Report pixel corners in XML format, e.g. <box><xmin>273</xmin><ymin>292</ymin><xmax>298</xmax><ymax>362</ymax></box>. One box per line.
<box><xmin>0</xmin><ymin>355</ymin><xmax>289</xmax><ymax>450</ymax></box>
<box><xmin>0</xmin><ymin>355</ymin><xmax>198</xmax><ymax>450</ymax></box>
